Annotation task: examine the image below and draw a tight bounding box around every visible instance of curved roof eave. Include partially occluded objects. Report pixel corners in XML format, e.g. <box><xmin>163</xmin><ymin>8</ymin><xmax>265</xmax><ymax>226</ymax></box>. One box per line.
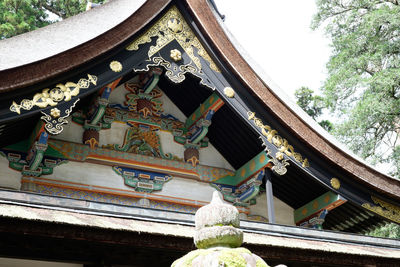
<box><xmin>0</xmin><ymin>0</ymin><xmax>170</xmax><ymax>92</ymax></box>
<box><xmin>184</xmin><ymin>0</ymin><xmax>400</xmax><ymax>199</ymax></box>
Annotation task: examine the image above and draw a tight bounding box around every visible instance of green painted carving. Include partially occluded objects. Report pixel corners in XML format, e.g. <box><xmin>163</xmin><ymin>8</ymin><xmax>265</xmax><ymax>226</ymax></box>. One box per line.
<box><xmin>212</xmin><ymin>170</ymin><xmax>264</xmax><ymax>207</ymax></box>
<box><xmin>113</xmin><ymin>166</ymin><xmax>172</xmax><ymax>193</ymax></box>
<box><xmin>294</xmin><ymin>191</ymin><xmax>347</xmax><ymax>225</ymax></box>
<box><xmin>184</xmin><ymin>93</ymin><xmax>223</xmax><ymax>129</ymax></box>
<box><xmin>1</xmin><ymin>150</ymin><xmax>67</xmax><ymax>177</ymax></box>
<box><xmin>103</xmin><ymin>125</ymin><xmax>181</xmax><ymax>160</ymax></box>
<box><xmin>213</xmin><ymin>151</ymin><xmax>270</xmax><ymax>186</ymax></box>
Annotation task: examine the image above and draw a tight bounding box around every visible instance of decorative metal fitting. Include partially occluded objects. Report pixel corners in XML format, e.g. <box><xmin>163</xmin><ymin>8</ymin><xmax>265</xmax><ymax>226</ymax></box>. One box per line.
<box><xmin>110</xmin><ymin>61</ymin><xmax>123</xmax><ymax>72</ymax></box>
<box><xmin>50</xmin><ymin>108</ymin><xmax>61</xmax><ymax>118</ymax></box>
<box><xmin>170</xmin><ymin>49</ymin><xmax>182</xmax><ymax>62</ymax></box>
<box><xmin>330</xmin><ymin>177</ymin><xmax>341</xmax><ymax>190</ymax></box>
<box><xmin>224</xmin><ymin>87</ymin><xmax>235</xmax><ymax>98</ymax></box>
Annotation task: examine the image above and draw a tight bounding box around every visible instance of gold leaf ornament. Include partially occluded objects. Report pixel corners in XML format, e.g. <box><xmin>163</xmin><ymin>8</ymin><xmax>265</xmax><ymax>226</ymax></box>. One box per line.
<box><xmin>10</xmin><ymin>74</ymin><xmax>97</xmax><ymax>114</ymax></box>
<box><xmin>50</xmin><ymin>108</ymin><xmax>61</xmax><ymax>118</ymax></box>
<box><xmin>126</xmin><ymin>6</ymin><xmax>220</xmax><ymax>73</ymax></box>
<box><xmin>223</xmin><ymin>87</ymin><xmax>235</xmax><ymax>98</ymax></box>
<box><xmin>170</xmin><ymin>49</ymin><xmax>182</xmax><ymax>62</ymax></box>
<box><xmin>330</xmin><ymin>177</ymin><xmax>341</xmax><ymax>189</ymax></box>
<box><xmin>110</xmin><ymin>61</ymin><xmax>123</xmax><ymax>72</ymax></box>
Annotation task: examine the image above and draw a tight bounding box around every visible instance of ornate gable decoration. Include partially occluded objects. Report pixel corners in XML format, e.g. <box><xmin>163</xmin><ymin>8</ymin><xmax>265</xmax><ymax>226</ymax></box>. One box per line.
<box><xmin>126</xmin><ymin>6</ymin><xmax>219</xmax><ymax>89</ymax></box>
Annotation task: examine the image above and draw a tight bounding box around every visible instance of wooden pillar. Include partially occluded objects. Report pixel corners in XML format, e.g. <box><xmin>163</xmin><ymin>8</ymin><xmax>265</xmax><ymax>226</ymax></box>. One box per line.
<box><xmin>265</xmin><ymin>169</ymin><xmax>276</xmax><ymax>223</ymax></box>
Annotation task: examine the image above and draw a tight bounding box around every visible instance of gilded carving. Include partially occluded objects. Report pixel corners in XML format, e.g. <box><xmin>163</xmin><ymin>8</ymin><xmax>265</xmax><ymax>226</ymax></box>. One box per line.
<box><xmin>170</xmin><ymin>49</ymin><xmax>182</xmax><ymax>62</ymax></box>
<box><xmin>110</xmin><ymin>61</ymin><xmax>123</xmax><ymax>72</ymax></box>
<box><xmin>247</xmin><ymin>111</ymin><xmax>309</xmax><ymax>170</ymax></box>
<box><xmin>126</xmin><ymin>6</ymin><xmax>220</xmax><ymax>72</ymax></box>
<box><xmin>50</xmin><ymin>108</ymin><xmax>61</xmax><ymax>118</ymax></box>
<box><xmin>330</xmin><ymin>177</ymin><xmax>341</xmax><ymax>190</ymax></box>
<box><xmin>362</xmin><ymin>196</ymin><xmax>400</xmax><ymax>223</ymax></box>
<box><xmin>41</xmin><ymin>99</ymin><xmax>79</xmax><ymax>135</ymax></box>
<box><xmin>10</xmin><ymin>74</ymin><xmax>97</xmax><ymax>114</ymax></box>
<box><xmin>223</xmin><ymin>87</ymin><xmax>235</xmax><ymax>98</ymax></box>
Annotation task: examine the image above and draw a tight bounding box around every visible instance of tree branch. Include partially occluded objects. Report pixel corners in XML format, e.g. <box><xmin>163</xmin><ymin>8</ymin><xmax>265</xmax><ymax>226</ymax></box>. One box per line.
<box><xmin>42</xmin><ymin>3</ymin><xmax>66</xmax><ymax>19</ymax></box>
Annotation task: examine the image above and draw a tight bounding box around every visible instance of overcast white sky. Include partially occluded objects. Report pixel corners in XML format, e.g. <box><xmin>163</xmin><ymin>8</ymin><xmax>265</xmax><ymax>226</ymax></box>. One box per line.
<box><xmin>216</xmin><ymin>0</ymin><xmax>331</xmax><ymax>100</ymax></box>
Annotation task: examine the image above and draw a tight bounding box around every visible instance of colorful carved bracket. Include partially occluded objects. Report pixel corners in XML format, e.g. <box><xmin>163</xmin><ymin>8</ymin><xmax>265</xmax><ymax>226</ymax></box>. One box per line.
<box><xmin>113</xmin><ymin>166</ymin><xmax>172</xmax><ymax>193</ymax></box>
<box><xmin>212</xmin><ymin>170</ymin><xmax>264</xmax><ymax>207</ymax></box>
<box><xmin>82</xmin><ymin>78</ymin><xmax>122</xmax><ymax>149</ymax></box>
<box><xmin>124</xmin><ymin>69</ymin><xmax>164</xmax><ymax>118</ymax></box>
<box><xmin>0</xmin><ymin>120</ymin><xmax>67</xmax><ymax>177</ymax></box>
<box><xmin>299</xmin><ymin>209</ymin><xmax>329</xmax><ymax>230</ymax></box>
<box><xmin>213</xmin><ymin>151</ymin><xmax>270</xmax><ymax>186</ymax></box>
<box><xmin>0</xmin><ymin>150</ymin><xmax>67</xmax><ymax>177</ymax></box>
<box><xmin>294</xmin><ymin>191</ymin><xmax>347</xmax><ymax>227</ymax></box>
<box><xmin>211</xmin><ymin>151</ymin><xmax>270</xmax><ymax>206</ymax></box>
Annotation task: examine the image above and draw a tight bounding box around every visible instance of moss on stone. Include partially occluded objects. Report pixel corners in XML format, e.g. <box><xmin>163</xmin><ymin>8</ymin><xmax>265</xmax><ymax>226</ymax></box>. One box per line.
<box><xmin>172</xmin><ymin>247</ymin><xmax>257</xmax><ymax>267</ymax></box>
<box><xmin>218</xmin><ymin>248</ymin><xmax>251</xmax><ymax>267</ymax></box>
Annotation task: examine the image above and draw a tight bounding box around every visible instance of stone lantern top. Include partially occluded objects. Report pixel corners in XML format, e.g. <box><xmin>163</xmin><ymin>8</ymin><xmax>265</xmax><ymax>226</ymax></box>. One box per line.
<box><xmin>172</xmin><ymin>191</ymin><xmax>272</xmax><ymax>267</ymax></box>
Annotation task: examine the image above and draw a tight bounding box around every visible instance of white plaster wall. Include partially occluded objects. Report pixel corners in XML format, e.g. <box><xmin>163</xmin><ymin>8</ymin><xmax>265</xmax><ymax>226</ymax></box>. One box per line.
<box><xmin>108</xmin><ymin>76</ymin><xmax>138</xmax><ymax>105</ymax></box>
<box><xmin>250</xmin><ymin>193</ymin><xmax>295</xmax><ymax>226</ymax></box>
<box><xmin>51</xmin><ymin>117</ymin><xmax>84</xmax><ymax>144</ymax></box>
<box><xmin>0</xmin><ymin>156</ymin><xmax>21</xmax><ymax>190</ymax></box>
<box><xmin>99</xmin><ymin>122</ymin><xmax>130</xmax><ymax>147</ymax></box>
<box><xmin>43</xmin><ymin>160</ymin><xmax>217</xmax><ymax>204</ymax></box>
<box><xmin>155</xmin><ymin>176</ymin><xmax>214</xmax><ymax>202</ymax></box>
<box><xmin>43</xmin><ymin>161</ymin><xmax>125</xmax><ymax>189</ymax></box>
<box><xmin>159</xmin><ymin>91</ymin><xmax>187</xmax><ymax>122</ymax></box>
<box><xmin>199</xmin><ymin>145</ymin><xmax>233</xmax><ymax>170</ymax></box>
<box><xmin>158</xmin><ymin>130</ymin><xmax>185</xmax><ymax>159</ymax></box>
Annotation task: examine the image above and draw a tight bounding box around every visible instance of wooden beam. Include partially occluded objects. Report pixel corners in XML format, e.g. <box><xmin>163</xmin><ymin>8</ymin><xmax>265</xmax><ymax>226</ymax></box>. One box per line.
<box><xmin>294</xmin><ymin>191</ymin><xmax>347</xmax><ymax>225</ymax></box>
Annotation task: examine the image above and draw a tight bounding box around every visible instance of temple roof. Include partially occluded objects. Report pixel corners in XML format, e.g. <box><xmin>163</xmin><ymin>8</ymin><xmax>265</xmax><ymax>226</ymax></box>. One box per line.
<box><xmin>0</xmin><ymin>0</ymin><xmax>146</xmax><ymax>72</ymax></box>
<box><xmin>0</xmin><ymin>0</ymin><xmax>399</xmax><ymax>231</ymax></box>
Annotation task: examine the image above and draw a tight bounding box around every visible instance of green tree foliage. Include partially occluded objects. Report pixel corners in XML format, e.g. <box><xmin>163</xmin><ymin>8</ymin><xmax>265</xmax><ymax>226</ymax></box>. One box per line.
<box><xmin>312</xmin><ymin>0</ymin><xmax>400</xmax><ymax>239</ymax></box>
<box><xmin>312</xmin><ymin>0</ymin><xmax>400</xmax><ymax>178</ymax></box>
<box><xmin>295</xmin><ymin>86</ymin><xmax>333</xmax><ymax>132</ymax></box>
<box><xmin>0</xmin><ymin>0</ymin><xmax>104</xmax><ymax>39</ymax></box>
<box><xmin>368</xmin><ymin>222</ymin><xmax>400</xmax><ymax>238</ymax></box>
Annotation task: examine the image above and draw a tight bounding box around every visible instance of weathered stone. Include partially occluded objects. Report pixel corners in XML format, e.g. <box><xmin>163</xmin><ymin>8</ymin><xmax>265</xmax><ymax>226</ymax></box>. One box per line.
<box><xmin>172</xmin><ymin>191</ymin><xmax>271</xmax><ymax>267</ymax></box>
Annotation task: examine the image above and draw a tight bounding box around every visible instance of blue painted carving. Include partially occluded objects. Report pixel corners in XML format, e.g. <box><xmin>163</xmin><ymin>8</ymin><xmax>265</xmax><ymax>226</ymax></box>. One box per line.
<box><xmin>112</xmin><ymin>166</ymin><xmax>172</xmax><ymax>193</ymax></box>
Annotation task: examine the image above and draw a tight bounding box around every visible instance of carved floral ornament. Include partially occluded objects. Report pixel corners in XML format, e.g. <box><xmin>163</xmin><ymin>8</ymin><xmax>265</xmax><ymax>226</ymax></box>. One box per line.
<box><xmin>247</xmin><ymin>111</ymin><xmax>309</xmax><ymax>175</ymax></box>
<box><xmin>110</xmin><ymin>61</ymin><xmax>123</xmax><ymax>72</ymax></box>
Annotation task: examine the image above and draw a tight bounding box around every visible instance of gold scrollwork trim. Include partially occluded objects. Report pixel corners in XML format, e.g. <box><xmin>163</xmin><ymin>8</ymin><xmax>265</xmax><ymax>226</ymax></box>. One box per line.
<box><xmin>10</xmin><ymin>74</ymin><xmax>97</xmax><ymax>114</ymax></box>
<box><xmin>247</xmin><ymin>111</ymin><xmax>309</xmax><ymax>169</ymax></box>
<box><xmin>362</xmin><ymin>196</ymin><xmax>400</xmax><ymax>223</ymax></box>
<box><xmin>126</xmin><ymin>6</ymin><xmax>220</xmax><ymax>73</ymax></box>
<box><xmin>133</xmin><ymin>56</ymin><xmax>215</xmax><ymax>91</ymax></box>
